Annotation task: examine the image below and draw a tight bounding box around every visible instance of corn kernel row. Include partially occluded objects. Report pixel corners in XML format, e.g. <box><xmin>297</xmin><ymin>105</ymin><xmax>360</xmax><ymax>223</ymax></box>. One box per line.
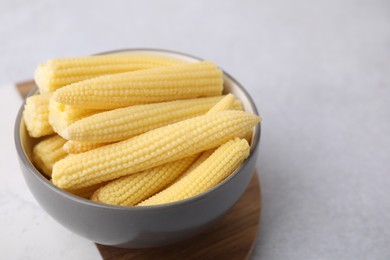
<box><xmin>23</xmin><ymin>94</ymin><xmax>54</xmax><ymax>138</ymax></box>
<box><xmin>32</xmin><ymin>135</ymin><xmax>67</xmax><ymax>177</ymax></box>
<box><xmin>35</xmin><ymin>54</ymin><xmax>184</xmax><ymax>93</ymax></box>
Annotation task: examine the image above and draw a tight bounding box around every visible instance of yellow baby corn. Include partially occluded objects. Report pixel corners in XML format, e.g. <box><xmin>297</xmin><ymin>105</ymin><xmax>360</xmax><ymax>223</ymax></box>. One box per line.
<box><xmin>63</xmin><ymin>140</ymin><xmax>110</xmax><ymax>154</ymax></box>
<box><xmin>51</xmin><ymin>110</ymin><xmax>260</xmax><ymax>192</ymax></box>
<box><xmin>32</xmin><ymin>135</ymin><xmax>67</xmax><ymax>177</ymax></box>
<box><xmin>170</xmin><ymin>93</ymin><xmax>235</xmax><ymax>182</ymax></box>
<box><xmin>138</xmin><ymin>138</ymin><xmax>250</xmax><ymax>206</ymax></box>
<box><xmin>169</xmin><ymin>94</ymin><xmax>235</xmax><ymax>183</ymax></box>
<box><xmin>35</xmin><ymin>54</ymin><xmax>184</xmax><ymax>93</ymax></box>
<box><xmin>53</xmin><ymin>61</ymin><xmax>223</xmax><ymax>109</ymax></box>
<box><xmin>90</xmin><ymin>94</ymin><xmax>237</xmax><ymax>205</ymax></box>
<box><xmin>48</xmin><ymin>99</ymin><xmax>104</xmax><ymax>137</ymax></box>
<box><xmin>91</xmin><ymin>154</ymin><xmax>199</xmax><ymax>206</ymax></box>
<box><xmin>23</xmin><ymin>94</ymin><xmax>54</xmax><ymax>138</ymax></box>
<box><xmin>63</xmin><ymin>95</ymin><xmax>242</xmax><ymax>143</ymax></box>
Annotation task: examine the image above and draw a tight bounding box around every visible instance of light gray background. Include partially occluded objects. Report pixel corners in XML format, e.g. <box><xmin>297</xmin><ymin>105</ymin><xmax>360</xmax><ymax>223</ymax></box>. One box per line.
<box><xmin>1</xmin><ymin>0</ymin><xmax>389</xmax><ymax>259</ymax></box>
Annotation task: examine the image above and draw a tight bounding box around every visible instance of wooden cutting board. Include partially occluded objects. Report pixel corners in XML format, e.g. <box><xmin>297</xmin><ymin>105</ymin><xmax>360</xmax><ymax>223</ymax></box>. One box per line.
<box><xmin>16</xmin><ymin>80</ymin><xmax>262</xmax><ymax>260</ymax></box>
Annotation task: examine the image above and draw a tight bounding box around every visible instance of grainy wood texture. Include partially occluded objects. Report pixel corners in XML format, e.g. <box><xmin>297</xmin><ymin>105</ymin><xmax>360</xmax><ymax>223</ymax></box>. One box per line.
<box><xmin>16</xmin><ymin>80</ymin><xmax>36</xmax><ymax>98</ymax></box>
<box><xmin>16</xmin><ymin>80</ymin><xmax>261</xmax><ymax>260</ymax></box>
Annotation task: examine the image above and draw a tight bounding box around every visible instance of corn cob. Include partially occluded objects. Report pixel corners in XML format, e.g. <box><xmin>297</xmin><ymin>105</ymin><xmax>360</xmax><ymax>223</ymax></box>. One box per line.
<box><xmin>90</xmin><ymin>94</ymin><xmax>235</xmax><ymax>205</ymax></box>
<box><xmin>214</xmin><ymin>93</ymin><xmax>251</xmax><ymax>144</ymax></box>
<box><xmin>35</xmin><ymin>54</ymin><xmax>184</xmax><ymax>93</ymax></box>
<box><xmin>167</xmin><ymin>92</ymin><xmax>233</xmax><ymax>183</ymax></box>
<box><xmin>48</xmin><ymin>99</ymin><xmax>104</xmax><ymax>137</ymax></box>
<box><xmin>23</xmin><ymin>94</ymin><xmax>54</xmax><ymax>138</ymax></box>
<box><xmin>63</xmin><ymin>140</ymin><xmax>111</xmax><ymax>154</ymax></box>
<box><xmin>169</xmin><ymin>93</ymin><xmax>236</xmax><ymax>181</ymax></box>
<box><xmin>91</xmin><ymin>154</ymin><xmax>199</xmax><ymax>206</ymax></box>
<box><xmin>166</xmin><ymin>93</ymin><xmax>235</xmax><ymax>184</ymax></box>
<box><xmin>63</xmin><ymin>95</ymin><xmax>242</xmax><ymax>143</ymax></box>
<box><xmin>52</xmin><ymin>110</ymin><xmax>260</xmax><ymax>192</ymax></box>
<box><xmin>32</xmin><ymin>135</ymin><xmax>67</xmax><ymax>177</ymax></box>
<box><xmin>138</xmin><ymin>138</ymin><xmax>250</xmax><ymax>206</ymax></box>
<box><xmin>53</xmin><ymin>61</ymin><xmax>223</xmax><ymax>109</ymax></box>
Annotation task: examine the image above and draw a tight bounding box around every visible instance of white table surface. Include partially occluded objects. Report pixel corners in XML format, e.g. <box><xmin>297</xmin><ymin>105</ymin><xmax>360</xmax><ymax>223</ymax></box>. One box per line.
<box><xmin>1</xmin><ymin>0</ymin><xmax>389</xmax><ymax>259</ymax></box>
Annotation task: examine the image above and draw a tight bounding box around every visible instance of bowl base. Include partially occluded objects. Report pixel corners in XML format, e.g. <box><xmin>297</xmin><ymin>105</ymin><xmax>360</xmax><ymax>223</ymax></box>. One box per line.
<box><xmin>96</xmin><ymin>172</ymin><xmax>261</xmax><ymax>259</ymax></box>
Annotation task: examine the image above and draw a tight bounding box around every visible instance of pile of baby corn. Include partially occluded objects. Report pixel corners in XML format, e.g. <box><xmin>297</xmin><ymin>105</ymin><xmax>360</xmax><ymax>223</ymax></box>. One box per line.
<box><xmin>24</xmin><ymin>53</ymin><xmax>261</xmax><ymax>206</ymax></box>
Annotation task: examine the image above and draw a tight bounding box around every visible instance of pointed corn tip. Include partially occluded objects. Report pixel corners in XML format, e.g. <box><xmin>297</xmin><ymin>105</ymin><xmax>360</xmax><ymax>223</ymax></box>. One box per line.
<box><xmin>241</xmin><ymin>110</ymin><xmax>261</xmax><ymax>123</ymax></box>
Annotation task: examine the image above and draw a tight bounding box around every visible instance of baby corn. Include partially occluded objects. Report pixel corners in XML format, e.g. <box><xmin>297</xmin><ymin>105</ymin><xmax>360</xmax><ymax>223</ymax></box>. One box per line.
<box><xmin>35</xmin><ymin>54</ymin><xmax>184</xmax><ymax>93</ymax></box>
<box><xmin>91</xmin><ymin>154</ymin><xmax>199</xmax><ymax>206</ymax></box>
<box><xmin>90</xmin><ymin>94</ymin><xmax>235</xmax><ymax>204</ymax></box>
<box><xmin>53</xmin><ymin>61</ymin><xmax>223</xmax><ymax>109</ymax></box>
<box><xmin>23</xmin><ymin>94</ymin><xmax>54</xmax><ymax>138</ymax></box>
<box><xmin>32</xmin><ymin>135</ymin><xmax>67</xmax><ymax>177</ymax></box>
<box><xmin>138</xmin><ymin>138</ymin><xmax>250</xmax><ymax>206</ymax></box>
<box><xmin>165</xmin><ymin>94</ymin><xmax>234</xmax><ymax>184</ymax></box>
<box><xmin>51</xmin><ymin>110</ymin><xmax>260</xmax><ymax>192</ymax></box>
<box><xmin>63</xmin><ymin>95</ymin><xmax>242</xmax><ymax>143</ymax></box>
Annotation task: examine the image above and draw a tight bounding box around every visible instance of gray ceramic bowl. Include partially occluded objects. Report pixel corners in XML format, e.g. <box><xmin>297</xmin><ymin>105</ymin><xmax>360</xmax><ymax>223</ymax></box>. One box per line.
<box><xmin>14</xmin><ymin>49</ymin><xmax>261</xmax><ymax>248</ymax></box>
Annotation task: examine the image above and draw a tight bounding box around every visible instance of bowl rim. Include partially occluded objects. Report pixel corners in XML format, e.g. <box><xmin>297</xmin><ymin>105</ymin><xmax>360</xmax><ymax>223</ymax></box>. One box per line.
<box><xmin>14</xmin><ymin>48</ymin><xmax>261</xmax><ymax>211</ymax></box>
